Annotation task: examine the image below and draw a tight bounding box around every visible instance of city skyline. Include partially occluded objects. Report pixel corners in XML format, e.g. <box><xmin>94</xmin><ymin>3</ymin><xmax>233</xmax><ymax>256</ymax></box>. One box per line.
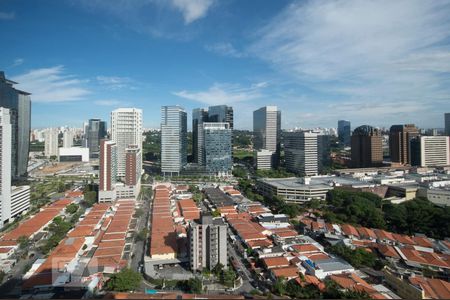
<box><xmin>1</xmin><ymin>1</ymin><xmax>450</xmax><ymax>129</ymax></box>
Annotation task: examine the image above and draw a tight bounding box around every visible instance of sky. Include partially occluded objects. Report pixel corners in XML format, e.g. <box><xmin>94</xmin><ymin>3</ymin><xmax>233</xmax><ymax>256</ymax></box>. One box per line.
<box><xmin>1</xmin><ymin>0</ymin><xmax>450</xmax><ymax>130</ymax></box>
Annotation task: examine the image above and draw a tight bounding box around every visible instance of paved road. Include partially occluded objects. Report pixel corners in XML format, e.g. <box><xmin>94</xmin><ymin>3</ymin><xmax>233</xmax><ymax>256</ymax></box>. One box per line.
<box><xmin>130</xmin><ymin>189</ymin><xmax>151</xmax><ymax>273</ymax></box>
<box><xmin>227</xmin><ymin>241</ymin><xmax>254</xmax><ymax>293</ymax></box>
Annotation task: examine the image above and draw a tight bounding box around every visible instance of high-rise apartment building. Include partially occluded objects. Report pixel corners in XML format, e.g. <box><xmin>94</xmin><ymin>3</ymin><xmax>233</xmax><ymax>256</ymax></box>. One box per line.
<box><xmin>44</xmin><ymin>129</ymin><xmax>59</xmax><ymax>158</ymax></box>
<box><xmin>0</xmin><ymin>108</ymin><xmax>12</xmax><ymax>227</ymax></box>
<box><xmin>351</xmin><ymin>125</ymin><xmax>383</xmax><ymax>168</ymax></box>
<box><xmin>317</xmin><ymin>134</ymin><xmax>331</xmax><ymax>173</ymax></box>
<box><xmin>208</xmin><ymin>105</ymin><xmax>233</xmax><ymax>129</ymax></box>
<box><xmin>63</xmin><ymin>130</ymin><xmax>74</xmax><ymax>148</ymax></box>
<box><xmin>111</xmin><ymin>108</ymin><xmax>143</xmax><ymax>177</ymax></box>
<box><xmin>445</xmin><ymin>113</ymin><xmax>450</xmax><ymax>136</ymax></box>
<box><xmin>253</xmin><ymin>106</ymin><xmax>281</xmax><ymax>169</ymax></box>
<box><xmin>284</xmin><ymin>131</ymin><xmax>318</xmax><ymax>176</ymax></box>
<box><xmin>0</xmin><ymin>71</ymin><xmax>31</xmax><ymax>179</ymax></box>
<box><xmin>389</xmin><ymin>124</ymin><xmax>419</xmax><ymax>165</ymax></box>
<box><xmin>189</xmin><ymin>214</ymin><xmax>228</xmax><ymax>272</ymax></box>
<box><xmin>410</xmin><ymin>136</ymin><xmax>450</xmax><ymax>167</ymax></box>
<box><xmin>125</xmin><ymin>144</ymin><xmax>142</xmax><ymax>186</ymax></box>
<box><xmin>98</xmin><ymin>140</ymin><xmax>117</xmax><ymax>202</ymax></box>
<box><xmin>338</xmin><ymin>120</ymin><xmax>351</xmax><ymax>147</ymax></box>
<box><xmin>161</xmin><ymin>106</ymin><xmax>187</xmax><ymax>176</ymax></box>
<box><xmin>87</xmin><ymin>119</ymin><xmax>107</xmax><ymax>158</ymax></box>
<box><xmin>192</xmin><ymin>108</ymin><xmax>208</xmax><ymax>164</ymax></box>
<box><xmin>203</xmin><ymin>122</ymin><xmax>232</xmax><ymax>176</ymax></box>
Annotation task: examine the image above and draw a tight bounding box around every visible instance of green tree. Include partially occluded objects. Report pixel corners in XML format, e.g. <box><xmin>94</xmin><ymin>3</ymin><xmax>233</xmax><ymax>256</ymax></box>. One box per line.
<box><xmin>83</xmin><ymin>191</ymin><xmax>97</xmax><ymax>207</ymax></box>
<box><xmin>106</xmin><ymin>268</ymin><xmax>142</xmax><ymax>292</ymax></box>
<box><xmin>221</xmin><ymin>269</ymin><xmax>236</xmax><ymax>287</ymax></box>
<box><xmin>65</xmin><ymin>203</ymin><xmax>79</xmax><ymax>214</ymax></box>
<box><xmin>135</xmin><ymin>228</ymin><xmax>148</xmax><ymax>242</ymax></box>
<box><xmin>17</xmin><ymin>235</ymin><xmax>30</xmax><ymax>250</ymax></box>
<box><xmin>186</xmin><ymin>277</ymin><xmax>202</xmax><ymax>293</ymax></box>
<box><xmin>273</xmin><ymin>277</ymin><xmax>287</xmax><ymax>296</ymax></box>
<box><xmin>134</xmin><ymin>208</ymin><xmax>144</xmax><ymax>218</ymax></box>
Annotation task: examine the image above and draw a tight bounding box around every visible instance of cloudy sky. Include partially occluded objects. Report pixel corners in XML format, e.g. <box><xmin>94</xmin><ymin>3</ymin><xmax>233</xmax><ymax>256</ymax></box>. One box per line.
<box><xmin>1</xmin><ymin>0</ymin><xmax>449</xmax><ymax>130</ymax></box>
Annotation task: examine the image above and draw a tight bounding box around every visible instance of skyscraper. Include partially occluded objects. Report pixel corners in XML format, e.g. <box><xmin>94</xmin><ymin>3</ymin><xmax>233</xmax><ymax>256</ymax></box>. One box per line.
<box><xmin>0</xmin><ymin>71</ymin><xmax>31</xmax><ymax>179</ymax></box>
<box><xmin>203</xmin><ymin>122</ymin><xmax>232</xmax><ymax>176</ymax></box>
<box><xmin>351</xmin><ymin>125</ymin><xmax>383</xmax><ymax>168</ymax></box>
<box><xmin>44</xmin><ymin>129</ymin><xmax>59</xmax><ymax>158</ymax></box>
<box><xmin>125</xmin><ymin>144</ymin><xmax>142</xmax><ymax>186</ymax></box>
<box><xmin>410</xmin><ymin>136</ymin><xmax>450</xmax><ymax>167</ymax></box>
<box><xmin>111</xmin><ymin>108</ymin><xmax>143</xmax><ymax>177</ymax></box>
<box><xmin>63</xmin><ymin>130</ymin><xmax>74</xmax><ymax>148</ymax></box>
<box><xmin>0</xmin><ymin>108</ymin><xmax>12</xmax><ymax>227</ymax></box>
<box><xmin>338</xmin><ymin>120</ymin><xmax>351</xmax><ymax>147</ymax></box>
<box><xmin>317</xmin><ymin>134</ymin><xmax>332</xmax><ymax>173</ymax></box>
<box><xmin>208</xmin><ymin>105</ymin><xmax>233</xmax><ymax>129</ymax></box>
<box><xmin>253</xmin><ymin>106</ymin><xmax>281</xmax><ymax>169</ymax></box>
<box><xmin>192</xmin><ymin>108</ymin><xmax>208</xmax><ymax>164</ymax></box>
<box><xmin>189</xmin><ymin>214</ymin><xmax>228</xmax><ymax>272</ymax></box>
<box><xmin>161</xmin><ymin>106</ymin><xmax>187</xmax><ymax>176</ymax></box>
<box><xmin>445</xmin><ymin>113</ymin><xmax>450</xmax><ymax>136</ymax></box>
<box><xmin>87</xmin><ymin>118</ymin><xmax>107</xmax><ymax>158</ymax></box>
<box><xmin>99</xmin><ymin>140</ymin><xmax>117</xmax><ymax>202</ymax></box>
<box><xmin>284</xmin><ymin>131</ymin><xmax>318</xmax><ymax>176</ymax></box>
<box><xmin>389</xmin><ymin>124</ymin><xmax>419</xmax><ymax>165</ymax></box>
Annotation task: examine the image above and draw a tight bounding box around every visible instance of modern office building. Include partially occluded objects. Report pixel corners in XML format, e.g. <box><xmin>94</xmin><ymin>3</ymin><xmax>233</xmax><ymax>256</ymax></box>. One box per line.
<box><xmin>62</xmin><ymin>130</ymin><xmax>74</xmax><ymax>148</ymax></box>
<box><xmin>10</xmin><ymin>185</ymin><xmax>30</xmax><ymax>219</ymax></box>
<box><xmin>0</xmin><ymin>71</ymin><xmax>31</xmax><ymax>179</ymax></box>
<box><xmin>208</xmin><ymin>105</ymin><xmax>233</xmax><ymax>129</ymax></box>
<box><xmin>0</xmin><ymin>108</ymin><xmax>12</xmax><ymax>227</ymax></box>
<box><xmin>318</xmin><ymin>134</ymin><xmax>332</xmax><ymax>173</ymax></box>
<box><xmin>445</xmin><ymin>113</ymin><xmax>450</xmax><ymax>136</ymax></box>
<box><xmin>58</xmin><ymin>147</ymin><xmax>90</xmax><ymax>162</ymax></box>
<box><xmin>111</xmin><ymin>108</ymin><xmax>143</xmax><ymax>177</ymax></box>
<box><xmin>44</xmin><ymin>128</ymin><xmax>59</xmax><ymax>158</ymax></box>
<box><xmin>98</xmin><ymin>140</ymin><xmax>117</xmax><ymax>202</ymax></box>
<box><xmin>161</xmin><ymin>106</ymin><xmax>187</xmax><ymax>176</ymax></box>
<box><xmin>389</xmin><ymin>124</ymin><xmax>419</xmax><ymax>165</ymax></box>
<box><xmin>284</xmin><ymin>131</ymin><xmax>319</xmax><ymax>176</ymax></box>
<box><xmin>86</xmin><ymin>118</ymin><xmax>107</xmax><ymax>158</ymax></box>
<box><xmin>203</xmin><ymin>122</ymin><xmax>232</xmax><ymax>176</ymax></box>
<box><xmin>351</xmin><ymin>125</ymin><xmax>383</xmax><ymax>168</ymax></box>
<box><xmin>410</xmin><ymin>136</ymin><xmax>450</xmax><ymax>167</ymax></box>
<box><xmin>192</xmin><ymin>108</ymin><xmax>208</xmax><ymax>164</ymax></box>
<box><xmin>338</xmin><ymin>120</ymin><xmax>351</xmax><ymax>147</ymax></box>
<box><xmin>189</xmin><ymin>214</ymin><xmax>228</xmax><ymax>272</ymax></box>
<box><xmin>253</xmin><ymin>106</ymin><xmax>281</xmax><ymax>169</ymax></box>
<box><xmin>255</xmin><ymin>149</ymin><xmax>274</xmax><ymax>170</ymax></box>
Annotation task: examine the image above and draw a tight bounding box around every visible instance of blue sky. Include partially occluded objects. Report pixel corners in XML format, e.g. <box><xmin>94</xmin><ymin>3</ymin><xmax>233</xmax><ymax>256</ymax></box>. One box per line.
<box><xmin>1</xmin><ymin>0</ymin><xmax>449</xmax><ymax>130</ymax></box>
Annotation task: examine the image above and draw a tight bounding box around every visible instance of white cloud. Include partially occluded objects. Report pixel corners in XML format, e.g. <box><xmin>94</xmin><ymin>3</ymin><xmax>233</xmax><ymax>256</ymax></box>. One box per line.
<box><xmin>96</xmin><ymin>75</ymin><xmax>134</xmax><ymax>90</ymax></box>
<box><xmin>250</xmin><ymin>0</ymin><xmax>450</xmax><ymax>126</ymax></box>
<box><xmin>94</xmin><ymin>99</ymin><xmax>129</xmax><ymax>106</ymax></box>
<box><xmin>205</xmin><ymin>42</ymin><xmax>245</xmax><ymax>58</ymax></box>
<box><xmin>12</xmin><ymin>66</ymin><xmax>90</xmax><ymax>103</ymax></box>
<box><xmin>0</xmin><ymin>11</ymin><xmax>15</xmax><ymax>20</ymax></box>
<box><xmin>173</xmin><ymin>82</ymin><xmax>267</xmax><ymax>105</ymax></box>
<box><xmin>12</xmin><ymin>58</ymin><xmax>24</xmax><ymax>66</ymax></box>
<box><xmin>169</xmin><ymin>0</ymin><xmax>215</xmax><ymax>24</ymax></box>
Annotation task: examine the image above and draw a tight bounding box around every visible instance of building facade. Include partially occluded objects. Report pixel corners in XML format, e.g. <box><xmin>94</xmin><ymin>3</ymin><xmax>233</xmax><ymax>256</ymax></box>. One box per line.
<box><xmin>253</xmin><ymin>106</ymin><xmax>281</xmax><ymax>169</ymax></box>
<box><xmin>10</xmin><ymin>185</ymin><xmax>30</xmax><ymax>219</ymax></box>
<box><xmin>99</xmin><ymin>140</ymin><xmax>117</xmax><ymax>202</ymax></box>
<box><xmin>318</xmin><ymin>134</ymin><xmax>332</xmax><ymax>173</ymax></box>
<box><xmin>0</xmin><ymin>108</ymin><xmax>12</xmax><ymax>227</ymax></box>
<box><xmin>203</xmin><ymin>122</ymin><xmax>232</xmax><ymax>176</ymax></box>
<box><xmin>192</xmin><ymin>108</ymin><xmax>208</xmax><ymax>164</ymax></box>
<box><xmin>63</xmin><ymin>130</ymin><xmax>74</xmax><ymax>148</ymax></box>
<box><xmin>86</xmin><ymin>119</ymin><xmax>107</xmax><ymax>158</ymax></box>
<box><xmin>351</xmin><ymin>125</ymin><xmax>383</xmax><ymax>168</ymax></box>
<box><xmin>125</xmin><ymin>144</ymin><xmax>142</xmax><ymax>186</ymax></box>
<box><xmin>389</xmin><ymin>124</ymin><xmax>419</xmax><ymax>165</ymax></box>
<box><xmin>338</xmin><ymin>120</ymin><xmax>351</xmax><ymax>147</ymax></box>
<box><xmin>44</xmin><ymin>128</ymin><xmax>59</xmax><ymax>158</ymax></box>
<box><xmin>0</xmin><ymin>71</ymin><xmax>31</xmax><ymax>179</ymax></box>
<box><xmin>58</xmin><ymin>147</ymin><xmax>89</xmax><ymax>162</ymax></box>
<box><xmin>189</xmin><ymin>214</ymin><xmax>228</xmax><ymax>272</ymax></box>
<box><xmin>208</xmin><ymin>105</ymin><xmax>233</xmax><ymax>129</ymax></box>
<box><xmin>445</xmin><ymin>113</ymin><xmax>450</xmax><ymax>136</ymax></box>
<box><xmin>161</xmin><ymin>106</ymin><xmax>187</xmax><ymax>176</ymax></box>
<box><xmin>410</xmin><ymin>136</ymin><xmax>450</xmax><ymax>167</ymax></box>
<box><xmin>111</xmin><ymin>108</ymin><xmax>143</xmax><ymax>178</ymax></box>
<box><xmin>284</xmin><ymin>131</ymin><xmax>319</xmax><ymax>176</ymax></box>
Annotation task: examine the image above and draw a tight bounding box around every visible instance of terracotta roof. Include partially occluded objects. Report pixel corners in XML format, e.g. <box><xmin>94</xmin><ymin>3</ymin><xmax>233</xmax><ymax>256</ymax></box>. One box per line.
<box><xmin>341</xmin><ymin>224</ymin><xmax>359</xmax><ymax>237</ymax></box>
<box><xmin>413</xmin><ymin>236</ymin><xmax>434</xmax><ymax>248</ymax></box>
<box><xmin>392</xmin><ymin>233</ymin><xmax>415</xmax><ymax>245</ymax></box>
<box><xmin>262</xmin><ymin>256</ymin><xmax>290</xmax><ymax>269</ymax></box>
<box><xmin>356</xmin><ymin>227</ymin><xmax>377</xmax><ymax>239</ymax></box>
<box><xmin>377</xmin><ymin>244</ymin><xmax>400</xmax><ymax>259</ymax></box>
<box><xmin>291</xmin><ymin>244</ymin><xmax>320</xmax><ymax>254</ymax></box>
<box><xmin>374</xmin><ymin>229</ymin><xmax>394</xmax><ymax>241</ymax></box>
<box><xmin>409</xmin><ymin>276</ymin><xmax>450</xmax><ymax>299</ymax></box>
<box><xmin>270</xmin><ymin>266</ymin><xmax>298</xmax><ymax>279</ymax></box>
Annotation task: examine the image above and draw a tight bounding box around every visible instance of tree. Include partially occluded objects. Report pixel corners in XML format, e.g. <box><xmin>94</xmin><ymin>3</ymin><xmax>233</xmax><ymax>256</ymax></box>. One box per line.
<box><xmin>135</xmin><ymin>228</ymin><xmax>148</xmax><ymax>242</ymax></box>
<box><xmin>83</xmin><ymin>191</ymin><xmax>97</xmax><ymax>207</ymax></box>
<box><xmin>106</xmin><ymin>268</ymin><xmax>142</xmax><ymax>292</ymax></box>
<box><xmin>17</xmin><ymin>235</ymin><xmax>30</xmax><ymax>250</ymax></box>
<box><xmin>273</xmin><ymin>277</ymin><xmax>287</xmax><ymax>296</ymax></box>
<box><xmin>211</xmin><ymin>210</ymin><xmax>221</xmax><ymax>218</ymax></box>
<box><xmin>221</xmin><ymin>269</ymin><xmax>236</xmax><ymax>287</ymax></box>
<box><xmin>134</xmin><ymin>208</ymin><xmax>144</xmax><ymax>218</ymax></box>
<box><xmin>65</xmin><ymin>203</ymin><xmax>79</xmax><ymax>214</ymax></box>
<box><xmin>186</xmin><ymin>277</ymin><xmax>202</xmax><ymax>293</ymax></box>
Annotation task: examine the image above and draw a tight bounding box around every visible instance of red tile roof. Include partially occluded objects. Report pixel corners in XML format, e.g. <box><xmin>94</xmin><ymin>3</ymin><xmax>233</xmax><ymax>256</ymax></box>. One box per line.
<box><xmin>409</xmin><ymin>276</ymin><xmax>450</xmax><ymax>299</ymax></box>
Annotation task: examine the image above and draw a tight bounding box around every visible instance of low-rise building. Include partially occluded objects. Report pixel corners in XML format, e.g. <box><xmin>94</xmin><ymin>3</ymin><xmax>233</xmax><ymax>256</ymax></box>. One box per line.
<box><xmin>58</xmin><ymin>147</ymin><xmax>90</xmax><ymax>162</ymax></box>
